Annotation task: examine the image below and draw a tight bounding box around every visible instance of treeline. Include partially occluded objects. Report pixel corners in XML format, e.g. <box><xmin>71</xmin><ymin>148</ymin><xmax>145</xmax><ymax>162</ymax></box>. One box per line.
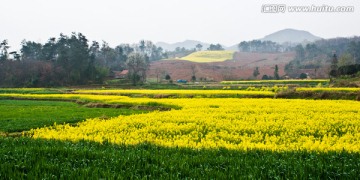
<box><xmin>166</xmin><ymin>47</ymin><xmax>196</xmax><ymax>59</ymax></box>
<box><xmin>285</xmin><ymin>37</ymin><xmax>360</xmax><ymax>78</ymax></box>
<box><xmin>207</xmin><ymin>44</ymin><xmax>224</xmax><ymax>51</ymax></box>
<box><xmin>0</xmin><ymin>33</ymin><xmax>167</xmax><ymax>87</ymax></box>
<box><xmin>237</xmin><ymin>40</ymin><xmax>291</xmax><ymax>53</ymax></box>
<box><xmin>338</xmin><ymin>64</ymin><xmax>360</xmax><ymax>76</ymax></box>
<box><xmin>166</xmin><ymin>43</ymin><xmax>225</xmax><ymax>59</ymax></box>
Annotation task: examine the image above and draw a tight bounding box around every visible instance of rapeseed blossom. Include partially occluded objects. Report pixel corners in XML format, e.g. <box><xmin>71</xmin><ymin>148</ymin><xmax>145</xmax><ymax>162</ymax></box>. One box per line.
<box><xmin>23</xmin><ymin>95</ymin><xmax>360</xmax><ymax>152</ymax></box>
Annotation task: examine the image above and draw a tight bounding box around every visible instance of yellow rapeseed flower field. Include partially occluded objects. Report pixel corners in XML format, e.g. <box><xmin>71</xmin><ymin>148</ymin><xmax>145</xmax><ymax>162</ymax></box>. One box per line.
<box><xmin>178</xmin><ymin>50</ymin><xmax>235</xmax><ymax>62</ymax></box>
<box><xmin>23</xmin><ymin>94</ymin><xmax>360</xmax><ymax>152</ymax></box>
<box><xmin>74</xmin><ymin>89</ymin><xmax>275</xmax><ymax>97</ymax></box>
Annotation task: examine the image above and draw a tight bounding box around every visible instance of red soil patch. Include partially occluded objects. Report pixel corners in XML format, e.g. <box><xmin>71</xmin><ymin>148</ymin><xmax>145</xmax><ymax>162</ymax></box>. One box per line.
<box><xmin>148</xmin><ymin>52</ymin><xmax>296</xmax><ymax>81</ymax></box>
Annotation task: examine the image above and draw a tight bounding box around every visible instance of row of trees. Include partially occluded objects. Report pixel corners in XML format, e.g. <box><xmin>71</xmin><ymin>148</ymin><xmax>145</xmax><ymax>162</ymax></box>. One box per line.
<box><xmin>166</xmin><ymin>47</ymin><xmax>196</xmax><ymax>59</ymax></box>
<box><xmin>166</xmin><ymin>43</ymin><xmax>225</xmax><ymax>59</ymax></box>
<box><xmin>0</xmin><ymin>33</ymin><xmax>166</xmax><ymax>87</ymax></box>
<box><xmin>252</xmin><ymin>65</ymin><xmax>280</xmax><ymax>80</ymax></box>
<box><xmin>285</xmin><ymin>37</ymin><xmax>360</xmax><ymax>78</ymax></box>
<box><xmin>330</xmin><ymin>53</ymin><xmax>360</xmax><ymax>77</ymax></box>
<box><xmin>238</xmin><ymin>40</ymin><xmax>287</xmax><ymax>53</ymax></box>
<box><xmin>207</xmin><ymin>44</ymin><xmax>224</xmax><ymax>51</ymax></box>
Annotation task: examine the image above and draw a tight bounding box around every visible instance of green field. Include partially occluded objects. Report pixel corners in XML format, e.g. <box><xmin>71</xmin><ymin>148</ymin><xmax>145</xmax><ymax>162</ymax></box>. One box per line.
<box><xmin>1</xmin><ymin>138</ymin><xmax>359</xmax><ymax>179</ymax></box>
<box><xmin>179</xmin><ymin>50</ymin><xmax>235</xmax><ymax>62</ymax></box>
<box><xmin>0</xmin><ymin>88</ymin><xmax>65</xmax><ymax>94</ymax></box>
<box><xmin>0</xmin><ymin>100</ymin><xmax>147</xmax><ymax>133</ymax></box>
<box><xmin>296</xmin><ymin>87</ymin><xmax>360</xmax><ymax>92</ymax></box>
<box><xmin>221</xmin><ymin>79</ymin><xmax>330</xmax><ymax>86</ymax></box>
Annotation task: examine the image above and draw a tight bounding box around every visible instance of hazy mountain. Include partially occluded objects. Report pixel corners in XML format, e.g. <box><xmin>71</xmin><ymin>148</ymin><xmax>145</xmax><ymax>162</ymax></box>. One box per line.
<box><xmin>156</xmin><ymin>40</ymin><xmax>210</xmax><ymax>51</ymax></box>
<box><xmin>225</xmin><ymin>44</ymin><xmax>239</xmax><ymax>50</ymax></box>
<box><xmin>159</xmin><ymin>29</ymin><xmax>322</xmax><ymax>51</ymax></box>
<box><xmin>261</xmin><ymin>28</ymin><xmax>322</xmax><ymax>44</ymax></box>
<box><xmin>225</xmin><ymin>29</ymin><xmax>323</xmax><ymax>50</ymax></box>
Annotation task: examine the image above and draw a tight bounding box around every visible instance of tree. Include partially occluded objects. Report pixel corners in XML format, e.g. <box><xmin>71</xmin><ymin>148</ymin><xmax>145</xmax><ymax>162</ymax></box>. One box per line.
<box><xmin>207</xmin><ymin>44</ymin><xmax>224</xmax><ymax>51</ymax></box>
<box><xmin>238</xmin><ymin>40</ymin><xmax>281</xmax><ymax>53</ymax></box>
<box><xmin>294</xmin><ymin>44</ymin><xmax>305</xmax><ymax>61</ymax></box>
<box><xmin>139</xmin><ymin>40</ymin><xmax>146</xmax><ymax>53</ymax></box>
<box><xmin>348</xmin><ymin>41</ymin><xmax>360</xmax><ymax>64</ymax></box>
<box><xmin>115</xmin><ymin>43</ymin><xmax>134</xmax><ymax>68</ymax></box>
<box><xmin>20</xmin><ymin>40</ymin><xmax>43</xmax><ymax>61</ymax></box>
<box><xmin>299</xmin><ymin>73</ymin><xmax>307</xmax><ymax>79</ymax></box>
<box><xmin>238</xmin><ymin>41</ymin><xmax>250</xmax><ymax>52</ymax></box>
<box><xmin>54</xmin><ymin>32</ymin><xmax>96</xmax><ymax>84</ymax></box>
<box><xmin>338</xmin><ymin>64</ymin><xmax>360</xmax><ymax>76</ymax></box>
<box><xmin>191</xmin><ymin>75</ymin><xmax>196</xmax><ymax>82</ymax></box>
<box><xmin>196</xmin><ymin>44</ymin><xmax>203</xmax><ymax>51</ymax></box>
<box><xmin>9</xmin><ymin>51</ymin><xmax>21</xmax><ymax>61</ymax></box>
<box><xmin>175</xmin><ymin>47</ymin><xmax>181</xmax><ymax>52</ymax></box>
<box><xmin>190</xmin><ymin>64</ymin><xmax>197</xmax><ymax>82</ymax></box>
<box><xmin>261</xmin><ymin>75</ymin><xmax>269</xmax><ymax>80</ymax></box>
<box><xmin>253</xmin><ymin>67</ymin><xmax>260</xmax><ymax>78</ymax></box>
<box><xmin>133</xmin><ymin>40</ymin><xmax>165</xmax><ymax>61</ymax></box>
<box><xmin>329</xmin><ymin>53</ymin><xmax>338</xmax><ymax>77</ymax></box>
<box><xmin>42</xmin><ymin>37</ymin><xmax>57</xmax><ymax>61</ymax></box>
<box><xmin>339</xmin><ymin>53</ymin><xmax>354</xmax><ymax>67</ymax></box>
<box><xmin>0</xmin><ymin>40</ymin><xmax>9</xmax><ymax>62</ymax></box>
<box><xmin>274</xmin><ymin>65</ymin><xmax>280</xmax><ymax>80</ymax></box>
<box><xmin>305</xmin><ymin>44</ymin><xmax>319</xmax><ymax>59</ymax></box>
<box><xmin>0</xmin><ymin>33</ymin><xmax>113</xmax><ymax>87</ymax></box>
<box><xmin>165</xmin><ymin>74</ymin><xmax>171</xmax><ymax>80</ymax></box>
<box><xmin>126</xmin><ymin>52</ymin><xmax>149</xmax><ymax>85</ymax></box>
<box><xmin>100</xmin><ymin>41</ymin><xmax>117</xmax><ymax>69</ymax></box>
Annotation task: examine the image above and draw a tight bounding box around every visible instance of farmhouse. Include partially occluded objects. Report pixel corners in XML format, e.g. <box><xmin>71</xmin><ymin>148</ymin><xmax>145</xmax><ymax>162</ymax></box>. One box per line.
<box><xmin>113</xmin><ymin>70</ymin><xmax>129</xmax><ymax>79</ymax></box>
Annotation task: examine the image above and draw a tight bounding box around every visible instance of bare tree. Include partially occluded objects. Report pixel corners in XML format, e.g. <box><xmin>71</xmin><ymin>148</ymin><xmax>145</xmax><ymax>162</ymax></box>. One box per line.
<box><xmin>126</xmin><ymin>52</ymin><xmax>149</xmax><ymax>85</ymax></box>
<box><xmin>190</xmin><ymin>64</ymin><xmax>197</xmax><ymax>82</ymax></box>
<box><xmin>196</xmin><ymin>44</ymin><xmax>203</xmax><ymax>51</ymax></box>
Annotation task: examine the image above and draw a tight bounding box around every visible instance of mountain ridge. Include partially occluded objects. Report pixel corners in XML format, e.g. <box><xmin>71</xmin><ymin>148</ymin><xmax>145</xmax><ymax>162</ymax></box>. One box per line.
<box><xmin>156</xmin><ymin>29</ymin><xmax>323</xmax><ymax>51</ymax></box>
<box><xmin>261</xmin><ymin>28</ymin><xmax>322</xmax><ymax>44</ymax></box>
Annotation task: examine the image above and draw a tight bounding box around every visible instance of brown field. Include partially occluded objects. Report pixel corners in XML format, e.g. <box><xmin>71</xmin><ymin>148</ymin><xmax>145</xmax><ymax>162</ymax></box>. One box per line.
<box><xmin>148</xmin><ymin>52</ymin><xmax>296</xmax><ymax>82</ymax></box>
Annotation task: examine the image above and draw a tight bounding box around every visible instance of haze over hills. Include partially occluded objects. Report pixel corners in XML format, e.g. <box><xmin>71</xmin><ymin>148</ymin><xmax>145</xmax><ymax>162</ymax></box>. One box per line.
<box><xmin>261</xmin><ymin>28</ymin><xmax>322</xmax><ymax>44</ymax></box>
<box><xmin>156</xmin><ymin>29</ymin><xmax>323</xmax><ymax>51</ymax></box>
<box><xmin>156</xmin><ymin>40</ymin><xmax>211</xmax><ymax>51</ymax></box>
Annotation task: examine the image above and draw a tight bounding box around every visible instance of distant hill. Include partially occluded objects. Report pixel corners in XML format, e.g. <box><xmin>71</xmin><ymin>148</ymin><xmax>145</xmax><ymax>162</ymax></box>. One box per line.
<box><xmin>261</xmin><ymin>28</ymin><xmax>322</xmax><ymax>44</ymax></box>
<box><xmin>156</xmin><ymin>40</ymin><xmax>210</xmax><ymax>51</ymax></box>
<box><xmin>225</xmin><ymin>44</ymin><xmax>239</xmax><ymax>51</ymax></box>
<box><xmin>158</xmin><ymin>29</ymin><xmax>322</xmax><ymax>51</ymax></box>
<box><xmin>226</xmin><ymin>29</ymin><xmax>322</xmax><ymax>51</ymax></box>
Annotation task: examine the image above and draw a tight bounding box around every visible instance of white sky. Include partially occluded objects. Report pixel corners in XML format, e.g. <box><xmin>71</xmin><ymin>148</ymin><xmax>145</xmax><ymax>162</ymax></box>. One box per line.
<box><xmin>1</xmin><ymin>0</ymin><xmax>360</xmax><ymax>50</ymax></box>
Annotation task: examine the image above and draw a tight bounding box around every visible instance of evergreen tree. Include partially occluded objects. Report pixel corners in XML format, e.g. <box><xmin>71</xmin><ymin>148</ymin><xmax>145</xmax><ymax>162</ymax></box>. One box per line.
<box><xmin>253</xmin><ymin>67</ymin><xmax>260</xmax><ymax>78</ymax></box>
<box><xmin>274</xmin><ymin>65</ymin><xmax>280</xmax><ymax>80</ymax></box>
<box><xmin>329</xmin><ymin>53</ymin><xmax>338</xmax><ymax>77</ymax></box>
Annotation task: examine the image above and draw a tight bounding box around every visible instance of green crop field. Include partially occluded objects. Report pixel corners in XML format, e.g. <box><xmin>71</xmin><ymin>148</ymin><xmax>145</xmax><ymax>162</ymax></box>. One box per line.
<box><xmin>0</xmin><ymin>88</ymin><xmax>65</xmax><ymax>94</ymax></box>
<box><xmin>1</xmin><ymin>138</ymin><xmax>359</xmax><ymax>179</ymax></box>
<box><xmin>221</xmin><ymin>79</ymin><xmax>330</xmax><ymax>86</ymax></box>
<box><xmin>179</xmin><ymin>50</ymin><xmax>235</xmax><ymax>62</ymax></box>
<box><xmin>0</xmin><ymin>100</ymin><xmax>147</xmax><ymax>133</ymax></box>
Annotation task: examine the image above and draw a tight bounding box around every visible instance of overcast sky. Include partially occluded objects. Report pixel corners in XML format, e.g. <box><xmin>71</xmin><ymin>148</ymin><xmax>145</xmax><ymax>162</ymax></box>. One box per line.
<box><xmin>1</xmin><ymin>0</ymin><xmax>360</xmax><ymax>50</ymax></box>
